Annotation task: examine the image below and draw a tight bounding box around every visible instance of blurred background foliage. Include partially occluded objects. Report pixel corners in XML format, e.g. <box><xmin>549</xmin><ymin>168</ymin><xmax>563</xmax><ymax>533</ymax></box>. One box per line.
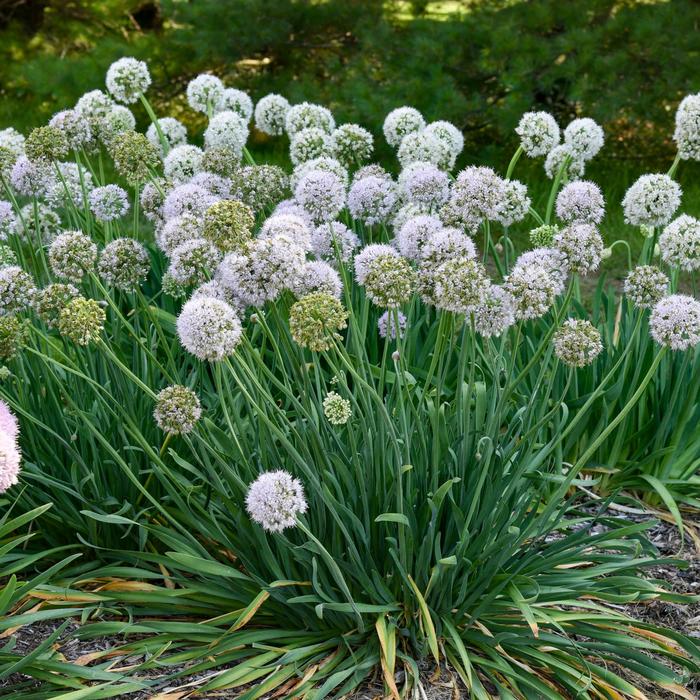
<box><xmin>0</xmin><ymin>0</ymin><xmax>697</xmax><ymax>165</ymax></box>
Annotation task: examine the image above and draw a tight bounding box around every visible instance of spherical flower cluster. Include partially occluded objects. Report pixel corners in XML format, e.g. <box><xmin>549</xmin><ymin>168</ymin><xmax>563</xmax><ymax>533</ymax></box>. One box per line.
<box><xmin>378</xmin><ymin>310</ymin><xmax>407</xmax><ymax>340</ymax></box>
<box><xmin>383</xmin><ymin>107</ymin><xmax>426</xmax><ymax>148</ymax></box>
<box><xmin>106</xmin><ymin>57</ymin><xmax>151</xmax><ymax>104</ymax></box>
<box><xmin>217</xmin><ymin>88</ymin><xmax>253</xmax><ymax>121</ymax></box>
<box><xmin>186</xmin><ymin>74</ymin><xmax>225</xmax><ymax>113</ymax></box>
<box><xmin>49</xmin><ymin>231</ymin><xmax>98</xmax><ymax>283</ymax></box>
<box><xmin>310</xmin><ymin>221</ymin><xmax>360</xmax><ymax>263</ymax></box>
<box><xmin>0</xmin><ymin>266</ymin><xmax>36</xmax><ymax>314</ymax></box>
<box><xmin>401</xmin><ymin>163</ymin><xmax>450</xmax><ymax>209</ymax></box>
<box><xmin>353</xmin><ymin>164</ymin><xmax>391</xmax><ymax>186</ymax></box>
<box><xmin>232</xmin><ymin>165</ymin><xmax>289</xmax><ymax>212</ymax></box>
<box><xmin>204</xmin><ymin>111</ymin><xmax>249</xmax><ymax>157</ymax></box>
<box><xmin>140</xmin><ymin>179</ymin><xmax>169</xmax><ymax>224</ymax></box>
<box><xmin>163</xmin><ymin>184</ymin><xmax>218</xmax><ymax>221</ymax></box>
<box><xmin>529</xmin><ymin>224</ymin><xmax>559</xmax><ymax>248</ymax></box>
<box><xmin>164</xmin><ymin>144</ymin><xmax>204</xmax><ymax>184</ymax></box>
<box><xmin>544</xmin><ymin>145</ymin><xmax>585</xmax><ymax>181</ymax></box>
<box><xmin>168</xmin><ymin>238</ymin><xmax>222</xmax><ymax>287</ymax></box>
<box><xmin>10</xmin><ymin>156</ymin><xmax>55</xmax><ymax>197</ymax></box>
<box><xmin>450</xmin><ymin>166</ymin><xmax>505</xmax><ymax>227</ymax></box>
<box><xmin>0</xmin><ymin>399</ymin><xmax>17</xmax><ymax>440</ymax></box>
<box><xmin>295</xmin><ymin>170</ymin><xmax>346</xmax><ymax>223</ymax></box>
<box><xmin>201</xmin><ymin>146</ymin><xmax>240</xmax><ymax>178</ymax></box>
<box><xmin>0</xmin><ymin>315</ymin><xmax>27</xmax><ymax>360</ymax></box>
<box><xmin>505</xmin><ymin>263</ymin><xmax>557</xmax><ymax>320</ymax></box>
<box><xmin>394</xmin><ymin>215</ymin><xmax>443</xmax><ymax>261</ymax></box>
<box><xmin>157</xmin><ymin>213</ymin><xmax>203</xmax><ymax>255</ymax></box>
<box><xmin>291</xmin><ymin>157</ymin><xmax>348</xmax><ymax>191</ymax></box>
<box><xmin>622</xmin><ymin>174</ymin><xmax>682</xmax><ymax>228</ymax></box>
<box><xmin>254</xmin><ymin>94</ymin><xmax>290</xmax><ymax>136</ymax></box>
<box><xmin>323</xmin><ymin>391</ymin><xmax>352</xmax><ymax>425</ymax></box>
<box><xmin>330</xmin><ymin>124</ymin><xmax>374</xmax><ymax>165</ymax></box>
<box><xmin>516</xmin><ymin>111</ymin><xmax>560</xmax><ymax>157</ymax></box>
<box><xmin>191</xmin><ymin>279</ymin><xmax>241</xmax><ymax>311</ymax></box>
<box><xmin>48</xmin><ymin>162</ymin><xmax>94</xmax><ymax>209</ymax></box>
<box><xmin>397</xmin><ymin>131</ymin><xmax>448</xmax><ymax>169</ymax></box>
<box><xmin>146</xmin><ymin>117</ymin><xmax>187</xmax><ymax>157</ymax></box>
<box><xmin>89</xmin><ymin>185</ymin><xmax>129</xmax><ymax>222</ymax></box>
<box><xmin>96</xmin><ymin>105</ymin><xmax>136</xmax><ymax>147</ymax></box>
<box><xmin>348</xmin><ymin>175</ymin><xmax>398</xmax><ymax>226</ymax></box>
<box><xmin>203</xmin><ymin>200</ymin><xmax>254</xmax><ymax>253</ymax></box>
<box><xmin>555</xmin><ymin>180</ymin><xmax>605</xmax><ymax>224</ymax></box>
<box><xmin>246</xmin><ymin>470</ymin><xmax>307</xmax><ymax>533</ymax></box>
<box><xmin>563</xmin><ymin>118</ymin><xmax>604</xmax><ymax>161</ymax></box>
<box><xmin>433</xmin><ymin>257</ymin><xmax>489</xmax><ymax>314</ymax></box>
<box><xmin>289</xmin><ymin>292</ymin><xmax>347</xmax><ymax>351</ymax></box>
<box><xmin>420</xmin><ymin>227</ymin><xmax>477</xmax><ymax>267</ymax></box>
<box><xmin>25</xmin><ymin>126</ymin><xmax>69</xmax><ymax>162</ymax></box>
<box><xmin>553</xmin><ymin>319</ymin><xmax>603</xmax><ymax>367</ymax></box>
<box><xmin>273</xmin><ymin>199</ymin><xmax>313</xmax><ymax>224</ymax></box>
<box><xmin>553</xmin><ymin>223</ymin><xmax>603</xmax><ymax>275</ymax></box>
<box><xmin>624</xmin><ymin>265</ymin><xmax>669</xmax><ymax>309</ymax></box>
<box><xmin>674</xmin><ymin>93</ymin><xmax>700</xmax><ymax>161</ymax></box>
<box><xmin>15</xmin><ymin>203</ymin><xmax>62</xmax><ymax>243</ymax></box>
<box><xmin>659</xmin><ymin>214</ymin><xmax>700</xmax><ymax>271</ymax></box>
<box><xmin>49</xmin><ymin>109</ymin><xmax>94</xmax><ymax>151</ymax></box>
<box><xmin>177</xmin><ymin>296</ymin><xmax>242</xmax><ymax>360</ymax></box>
<box><xmin>58</xmin><ymin>297</ymin><xmax>105</xmax><ymax>346</ymax></box>
<box><xmin>189</xmin><ymin>171</ymin><xmax>231</xmax><ymax>199</ymax></box>
<box><xmin>154</xmin><ymin>385</ymin><xmax>202</xmax><ymax>435</ymax></box>
<box><xmin>285</xmin><ymin>103</ymin><xmax>335</xmax><ymax>136</ymax></box>
<box><xmin>473</xmin><ymin>285</ymin><xmax>516</xmax><ymax>338</ymax></box>
<box><xmin>514</xmin><ymin>248</ymin><xmax>569</xmax><ymax>295</ymax></box>
<box><xmin>0</xmin><ymin>420</ymin><xmax>21</xmax><ymax>494</ymax></box>
<box><xmin>354</xmin><ymin>244</ymin><xmax>400</xmax><ymax>285</ymax></box>
<box><xmin>424</xmin><ymin>121</ymin><xmax>464</xmax><ymax>165</ymax></box>
<box><xmin>495</xmin><ymin>180</ymin><xmax>531</xmax><ymax>227</ymax></box>
<box><xmin>649</xmin><ymin>294</ymin><xmax>700</xmax><ymax>351</ymax></box>
<box><xmin>292</xmin><ymin>261</ymin><xmax>343</xmax><ymax>299</ymax></box>
<box><xmin>362</xmin><ymin>254</ymin><xmax>415</xmax><ymax>308</ymax></box>
<box><xmin>109</xmin><ymin>131</ymin><xmax>160</xmax><ymax>183</ymax></box>
<box><xmin>98</xmin><ymin>238</ymin><xmax>150</xmax><ymax>292</ymax></box>
<box><xmin>259</xmin><ymin>214</ymin><xmax>311</xmax><ymax>251</ymax></box>
<box><xmin>75</xmin><ymin>89</ymin><xmax>113</xmax><ymax>119</ymax></box>
<box><xmin>0</xmin><ymin>202</ymin><xmax>16</xmax><ymax>241</ymax></box>
<box><xmin>35</xmin><ymin>283</ymin><xmax>80</xmax><ymax>328</ymax></box>
<box><xmin>0</xmin><ymin>127</ymin><xmax>26</xmax><ymax>163</ymax></box>
<box><xmin>289</xmin><ymin>127</ymin><xmax>333</xmax><ymax>166</ymax></box>
<box><xmin>0</xmin><ymin>244</ymin><xmax>17</xmax><ymax>267</ymax></box>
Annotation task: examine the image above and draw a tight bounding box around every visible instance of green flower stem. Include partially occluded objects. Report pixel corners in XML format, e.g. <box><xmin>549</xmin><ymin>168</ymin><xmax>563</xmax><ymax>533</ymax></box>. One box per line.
<box><xmin>139</xmin><ymin>94</ymin><xmax>169</xmax><ymax>156</ymax></box>
<box><xmin>505</xmin><ymin>145</ymin><xmax>523</xmax><ymax>180</ymax></box>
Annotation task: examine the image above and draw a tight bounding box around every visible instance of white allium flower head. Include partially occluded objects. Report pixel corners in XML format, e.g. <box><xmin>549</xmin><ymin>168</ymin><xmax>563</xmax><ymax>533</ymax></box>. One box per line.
<box><xmin>163</xmin><ymin>144</ymin><xmax>204</xmax><ymax>184</ymax></box>
<box><xmin>495</xmin><ymin>180</ymin><xmax>531</xmax><ymax>227</ymax></box>
<box><xmin>177</xmin><ymin>295</ymin><xmax>243</xmax><ymax>360</ymax></box>
<box><xmin>285</xmin><ymin>102</ymin><xmax>335</xmax><ymax>136</ymax></box>
<box><xmin>246</xmin><ymin>470</ymin><xmax>307</xmax><ymax>532</ymax></box>
<box><xmin>354</xmin><ymin>244</ymin><xmax>400</xmax><ymax>285</ymax></box>
<box><xmin>217</xmin><ymin>88</ymin><xmax>254</xmax><ymax>121</ymax></box>
<box><xmin>291</xmin><ymin>157</ymin><xmax>348</xmax><ymax>191</ymax></box>
<box><xmin>49</xmin><ymin>109</ymin><xmax>94</xmax><ymax>151</ymax></box>
<box><xmin>292</xmin><ymin>260</ymin><xmax>343</xmax><ymax>299</ymax></box>
<box><xmin>348</xmin><ymin>175</ymin><xmax>399</xmax><ymax>226</ymax></box>
<box><xmin>0</xmin><ymin>265</ymin><xmax>36</xmax><ymax>314</ymax></box>
<box><xmin>515</xmin><ymin>111</ymin><xmax>560</xmax><ymax>157</ymax></box>
<box><xmin>163</xmin><ymin>184</ymin><xmax>218</xmax><ymax>221</ymax></box>
<box><xmin>394</xmin><ymin>214</ymin><xmax>443</xmax><ymax>261</ymax></box>
<box><xmin>553</xmin><ymin>318</ymin><xmax>603</xmax><ymax>367</ymax></box>
<box><xmin>361</xmin><ymin>254</ymin><xmax>414</xmax><ymax>308</ymax></box>
<box><xmin>186</xmin><ymin>74</ymin><xmax>225</xmax><ymax>113</ymax></box>
<box><xmin>0</xmin><ymin>429</ymin><xmax>21</xmax><ymax>494</ymax></box>
<box><xmin>95</xmin><ymin>105</ymin><xmax>136</xmax><ymax>146</ymax></box>
<box><xmin>400</xmin><ymin>162</ymin><xmax>450</xmax><ymax>209</ymax></box>
<box><xmin>330</xmin><ymin>124</ymin><xmax>374</xmax><ymax>165</ymax></box>
<box><xmin>0</xmin><ymin>128</ymin><xmax>26</xmax><ymax>161</ymax></box>
<box><xmin>254</xmin><ymin>93</ymin><xmax>290</xmax><ymax>135</ymax></box>
<box><xmin>473</xmin><ymin>285</ymin><xmax>516</xmax><ymax>338</ymax></box>
<box><xmin>674</xmin><ymin>94</ymin><xmax>700</xmax><ymax>161</ymax></box>
<box><xmin>10</xmin><ymin>156</ymin><xmax>56</xmax><ymax>198</ymax></box>
<box><xmin>89</xmin><ymin>185</ymin><xmax>129</xmax><ymax>222</ymax></box>
<box><xmin>323</xmin><ymin>391</ymin><xmax>352</xmax><ymax>425</ymax></box>
<box><xmin>563</xmin><ymin>118</ymin><xmax>604</xmax><ymax>161</ymax></box>
<box><xmin>378</xmin><ymin>309</ymin><xmax>407</xmax><ymax>340</ymax></box>
<box><xmin>204</xmin><ymin>110</ymin><xmax>249</xmax><ymax>157</ymax></box>
<box><xmin>49</xmin><ymin>230</ymin><xmax>98</xmax><ymax>282</ymax></box>
<box><xmin>555</xmin><ymin>180</ymin><xmax>605</xmax><ymax>224</ymax></box>
<box><xmin>260</xmin><ymin>214</ymin><xmax>312</xmax><ymax>252</ymax></box>
<box><xmin>450</xmin><ymin>166</ymin><xmax>505</xmax><ymax>225</ymax></box>
<box><xmin>273</xmin><ymin>199</ymin><xmax>314</xmax><ymax>226</ymax></box>
<box><xmin>392</xmin><ymin>202</ymin><xmax>430</xmax><ymax>233</ymax></box>
<box><xmin>397</xmin><ymin>130</ymin><xmax>449</xmax><ymax>169</ymax></box>
<box><xmin>168</xmin><ymin>238</ymin><xmax>222</xmax><ymax>287</ymax></box>
<box><xmin>75</xmin><ymin>90</ymin><xmax>113</xmax><ymax>119</ymax></box>
<box><xmin>433</xmin><ymin>257</ymin><xmax>490</xmax><ymax>314</ymax></box>
<box><xmin>190</xmin><ymin>171</ymin><xmax>232</xmax><ymax>199</ymax></box>
<box><xmin>421</xmin><ymin>227</ymin><xmax>477</xmax><ymax>266</ymax></box>
<box><xmin>505</xmin><ymin>263</ymin><xmax>557</xmax><ymax>320</ymax></box>
<box><xmin>544</xmin><ymin>144</ymin><xmax>585</xmax><ymax>181</ymax></box>
<box><xmin>295</xmin><ymin>170</ymin><xmax>346</xmax><ymax>224</ymax></box>
<box><xmin>649</xmin><ymin>294</ymin><xmax>700</xmax><ymax>351</ymax></box>
<box><xmin>310</xmin><ymin>221</ymin><xmax>360</xmax><ymax>263</ymax></box>
<box><xmin>146</xmin><ymin>117</ymin><xmax>187</xmax><ymax>157</ymax></box>
<box><xmin>514</xmin><ymin>248</ymin><xmax>569</xmax><ymax>295</ymax></box>
<box><xmin>46</xmin><ymin>162</ymin><xmax>94</xmax><ymax>209</ymax></box>
<box><xmin>659</xmin><ymin>214</ymin><xmax>700</xmax><ymax>271</ymax></box>
<box><xmin>383</xmin><ymin>107</ymin><xmax>426</xmax><ymax>148</ymax></box>
<box><xmin>622</xmin><ymin>174</ymin><xmax>682</xmax><ymax>228</ymax></box>
<box><xmin>0</xmin><ymin>399</ymin><xmax>18</xmax><ymax>441</ymax></box>
<box><xmin>624</xmin><ymin>265</ymin><xmax>669</xmax><ymax>309</ymax></box>
<box><xmin>553</xmin><ymin>223</ymin><xmax>603</xmax><ymax>276</ymax></box>
<box><xmin>98</xmin><ymin>238</ymin><xmax>150</xmax><ymax>292</ymax></box>
<box><xmin>425</xmin><ymin>121</ymin><xmax>464</xmax><ymax>162</ymax></box>
<box><xmin>157</xmin><ymin>213</ymin><xmax>204</xmax><ymax>255</ymax></box>
<box><xmin>191</xmin><ymin>279</ymin><xmax>242</xmax><ymax>311</ymax></box>
<box><xmin>0</xmin><ymin>202</ymin><xmax>17</xmax><ymax>241</ymax></box>
<box><xmin>106</xmin><ymin>57</ymin><xmax>151</xmax><ymax>104</ymax></box>
<box><xmin>140</xmin><ymin>179</ymin><xmax>169</xmax><ymax>225</ymax></box>
<box><xmin>289</xmin><ymin>127</ymin><xmax>333</xmax><ymax>166</ymax></box>
<box><xmin>353</xmin><ymin>164</ymin><xmax>392</xmax><ymax>186</ymax></box>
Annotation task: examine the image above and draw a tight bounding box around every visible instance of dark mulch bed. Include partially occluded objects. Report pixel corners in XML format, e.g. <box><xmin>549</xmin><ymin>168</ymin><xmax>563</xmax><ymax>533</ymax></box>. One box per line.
<box><xmin>2</xmin><ymin>509</ymin><xmax>699</xmax><ymax>698</ymax></box>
